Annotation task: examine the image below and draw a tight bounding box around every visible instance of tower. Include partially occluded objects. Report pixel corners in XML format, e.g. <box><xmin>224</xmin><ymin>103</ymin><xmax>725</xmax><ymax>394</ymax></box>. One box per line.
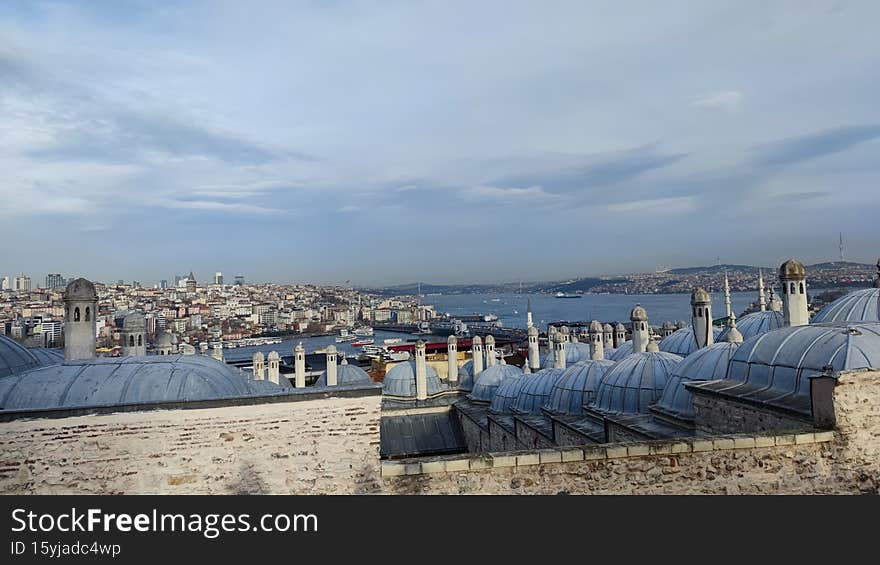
<box><xmin>484</xmin><ymin>335</ymin><xmax>496</xmax><ymax>368</ymax></box>
<box><xmin>447</xmin><ymin>335</ymin><xmax>458</xmax><ymax>384</ymax></box>
<box><xmin>630</xmin><ymin>305</ymin><xmax>649</xmax><ymax>353</ymax></box>
<box><xmin>758</xmin><ymin>269</ymin><xmax>767</xmax><ymax>312</ymax></box>
<box><xmin>63</xmin><ymin>278</ymin><xmax>97</xmax><ymax>361</ymax></box>
<box><xmin>614</xmin><ymin>323</ymin><xmax>626</xmax><ymax>348</ymax></box>
<box><xmin>252</xmin><ymin>351</ymin><xmax>265</xmax><ymax>380</ymax></box>
<box><xmin>527</xmin><ymin>325</ymin><xmax>540</xmax><ymax>371</ymax></box>
<box><xmin>589</xmin><ymin>320</ymin><xmax>604</xmax><ymax>361</ymax></box>
<box><xmin>325</xmin><ymin>345</ymin><xmax>338</xmax><ymax>386</ymax></box>
<box><xmin>414</xmin><ymin>340</ymin><xmax>427</xmax><ymax>401</ymax></box>
<box><xmin>186</xmin><ymin>271</ymin><xmax>197</xmax><ymax>294</ymax></box>
<box><xmin>526</xmin><ymin>298</ymin><xmax>533</xmax><ymax>329</ymax></box>
<box><xmin>267</xmin><ymin>351</ymin><xmax>280</xmax><ymax>384</ymax></box>
<box><xmin>723</xmin><ymin>271</ymin><xmax>732</xmax><ymax>319</ymax></box>
<box><xmin>121</xmin><ymin>312</ymin><xmax>146</xmax><ymax>356</ymax></box>
<box><xmin>691</xmin><ymin>287</ymin><xmax>714</xmax><ymax>349</ymax></box>
<box><xmin>603</xmin><ymin>323</ymin><xmax>614</xmax><ymax>351</ymax></box>
<box><xmin>779</xmin><ymin>259</ymin><xmax>809</xmax><ymax>327</ymax></box>
<box><xmin>553</xmin><ymin>333</ymin><xmax>567</xmax><ymax>369</ymax></box>
<box><xmin>294</xmin><ymin>342</ymin><xmax>306</xmax><ymax>388</ymax></box>
<box><xmin>471</xmin><ymin>335</ymin><xmax>484</xmax><ymax>379</ymax></box>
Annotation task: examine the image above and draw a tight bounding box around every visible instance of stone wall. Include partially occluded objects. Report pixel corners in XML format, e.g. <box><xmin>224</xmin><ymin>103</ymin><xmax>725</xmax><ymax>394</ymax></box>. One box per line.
<box><xmin>0</xmin><ymin>394</ymin><xmax>382</xmax><ymax>494</ymax></box>
<box><xmin>691</xmin><ymin>389</ymin><xmax>813</xmax><ymax>435</ymax></box>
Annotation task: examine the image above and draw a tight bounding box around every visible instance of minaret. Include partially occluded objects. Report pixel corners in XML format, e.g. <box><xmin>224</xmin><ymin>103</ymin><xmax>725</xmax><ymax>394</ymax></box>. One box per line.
<box><xmin>484</xmin><ymin>335</ymin><xmax>496</xmax><ymax>367</ymax></box>
<box><xmin>691</xmin><ymin>288</ymin><xmax>714</xmax><ymax>349</ymax></box>
<box><xmin>725</xmin><ymin>312</ymin><xmax>743</xmax><ymax>345</ymax></box>
<box><xmin>294</xmin><ymin>342</ymin><xmax>306</xmax><ymax>388</ymax></box>
<box><xmin>553</xmin><ymin>333</ymin><xmax>567</xmax><ymax>369</ymax></box>
<box><xmin>527</xmin><ymin>325</ymin><xmax>540</xmax><ymax>371</ymax></box>
<box><xmin>603</xmin><ymin>323</ymin><xmax>614</xmax><ymax>351</ymax></box>
<box><xmin>325</xmin><ymin>345</ymin><xmax>338</xmax><ymax>386</ymax></box>
<box><xmin>630</xmin><ymin>304</ymin><xmax>649</xmax><ymax>353</ymax></box>
<box><xmin>526</xmin><ymin>298</ymin><xmax>533</xmax><ymax>329</ymax></box>
<box><xmin>414</xmin><ymin>340</ymin><xmax>427</xmax><ymax>400</ymax></box>
<box><xmin>779</xmin><ymin>259</ymin><xmax>809</xmax><ymax>327</ymax></box>
<box><xmin>723</xmin><ymin>271</ymin><xmax>732</xmax><ymax>320</ymax></box>
<box><xmin>589</xmin><ymin>320</ymin><xmax>604</xmax><ymax>361</ymax></box>
<box><xmin>121</xmin><ymin>312</ymin><xmax>146</xmax><ymax>356</ymax></box>
<box><xmin>252</xmin><ymin>351</ymin><xmax>265</xmax><ymax>380</ymax></box>
<box><xmin>471</xmin><ymin>335</ymin><xmax>484</xmax><ymax>379</ymax></box>
<box><xmin>267</xmin><ymin>351</ymin><xmax>280</xmax><ymax>384</ymax></box>
<box><xmin>758</xmin><ymin>269</ymin><xmax>767</xmax><ymax>311</ymax></box>
<box><xmin>768</xmin><ymin>287</ymin><xmax>782</xmax><ymax>312</ymax></box>
<box><xmin>63</xmin><ymin>278</ymin><xmax>97</xmax><ymax>361</ymax></box>
<box><xmin>447</xmin><ymin>335</ymin><xmax>458</xmax><ymax>385</ymax></box>
<box><xmin>614</xmin><ymin>323</ymin><xmax>626</xmax><ymax>348</ymax></box>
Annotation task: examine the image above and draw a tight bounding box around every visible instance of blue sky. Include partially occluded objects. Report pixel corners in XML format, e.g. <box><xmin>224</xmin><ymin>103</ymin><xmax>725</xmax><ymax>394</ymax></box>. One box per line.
<box><xmin>1</xmin><ymin>1</ymin><xmax>879</xmax><ymax>285</ymax></box>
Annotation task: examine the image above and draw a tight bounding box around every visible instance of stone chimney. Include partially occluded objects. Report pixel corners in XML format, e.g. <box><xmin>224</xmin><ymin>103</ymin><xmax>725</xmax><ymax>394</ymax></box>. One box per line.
<box><xmin>252</xmin><ymin>351</ymin><xmax>265</xmax><ymax>380</ymax></box>
<box><xmin>484</xmin><ymin>335</ymin><xmax>496</xmax><ymax>368</ymax></box>
<box><xmin>554</xmin><ymin>333</ymin><xmax>567</xmax><ymax>369</ymax></box>
<box><xmin>472</xmin><ymin>335</ymin><xmax>484</xmax><ymax>379</ymax></box>
<box><xmin>267</xmin><ymin>351</ymin><xmax>280</xmax><ymax>384</ymax></box>
<box><xmin>527</xmin><ymin>325</ymin><xmax>540</xmax><ymax>371</ymax></box>
<box><xmin>589</xmin><ymin>320</ymin><xmax>604</xmax><ymax>361</ymax></box>
<box><xmin>414</xmin><ymin>340</ymin><xmax>428</xmax><ymax>401</ymax></box>
<box><xmin>447</xmin><ymin>335</ymin><xmax>458</xmax><ymax>384</ymax></box>
<box><xmin>294</xmin><ymin>342</ymin><xmax>306</xmax><ymax>388</ymax></box>
<box><xmin>325</xmin><ymin>345</ymin><xmax>338</xmax><ymax>386</ymax></box>
<box><xmin>63</xmin><ymin>278</ymin><xmax>97</xmax><ymax>361</ymax></box>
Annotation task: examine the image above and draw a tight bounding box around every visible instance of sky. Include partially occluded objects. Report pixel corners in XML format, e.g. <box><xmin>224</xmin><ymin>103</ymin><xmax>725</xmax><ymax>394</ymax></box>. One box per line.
<box><xmin>1</xmin><ymin>0</ymin><xmax>879</xmax><ymax>286</ymax></box>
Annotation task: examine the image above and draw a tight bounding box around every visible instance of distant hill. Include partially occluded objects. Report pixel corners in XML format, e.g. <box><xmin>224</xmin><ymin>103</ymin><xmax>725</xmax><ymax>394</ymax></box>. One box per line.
<box><xmin>667</xmin><ymin>264</ymin><xmax>763</xmax><ymax>275</ymax></box>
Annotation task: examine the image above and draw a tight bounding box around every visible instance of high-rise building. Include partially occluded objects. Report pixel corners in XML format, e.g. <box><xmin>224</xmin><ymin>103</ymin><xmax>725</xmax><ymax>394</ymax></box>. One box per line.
<box><xmin>45</xmin><ymin>273</ymin><xmax>65</xmax><ymax>289</ymax></box>
<box><xmin>160</xmin><ymin>280</ymin><xmax>168</xmax><ymax>289</ymax></box>
<box><xmin>117</xmin><ymin>279</ymin><xmax>125</xmax><ymax>286</ymax></box>
<box><xmin>234</xmin><ymin>275</ymin><xmax>245</xmax><ymax>286</ymax></box>
<box><xmin>1</xmin><ymin>277</ymin><xmax>10</xmax><ymax>290</ymax></box>
<box><xmin>174</xmin><ymin>275</ymin><xmax>182</xmax><ymax>286</ymax></box>
<box><xmin>214</xmin><ymin>272</ymin><xmax>224</xmax><ymax>285</ymax></box>
<box><xmin>13</xmin><ymin>274</ymin><xmax>31</xmax><ymax>292</ymax></box>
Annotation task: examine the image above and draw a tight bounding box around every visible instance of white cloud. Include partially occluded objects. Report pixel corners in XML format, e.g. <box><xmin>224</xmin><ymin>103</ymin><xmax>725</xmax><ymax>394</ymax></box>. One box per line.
<box><xmin>691</xmin><ymin>91</ymin><xmax>744</xmax><ymax>112</ymax></box>
<box><xmin>460</xmin><ymin>185</ymin><xmax>562</xmax><ymax>204</ymax></box>
<box><xmin>153</xmin><ymin>199</ymin><xmax>281</xmax><ymax>215</ymax></box>
<box><xmin>604</xmin><ymin>196</ymin><xmax>696</xmax><ymax>214</ymax></box>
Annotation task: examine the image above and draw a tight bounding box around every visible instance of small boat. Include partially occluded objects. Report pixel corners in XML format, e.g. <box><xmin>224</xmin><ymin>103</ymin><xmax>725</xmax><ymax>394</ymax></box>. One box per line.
<box><xmin>555</xmin><ymin>292</ymin><xmax>582</xmax><ymax>299</ymax></box>
<box><xmin>352</xmin><ymin>339</ymin><xmax>374</xmax><ymax>347</ymax></box>
<box><xmin>335</xmin><ymin>334</ymin><xmax>358</xmax><ymax>342</ymax></box>
<box><xmin>383</xmin><ymin>338</ymin><xmax>403</xmax><ymax>345</ymax></box>
<box><xmin>353</xmin><ymin>326</ymin><xmax>374</xmax><ymax>337</ymax></box>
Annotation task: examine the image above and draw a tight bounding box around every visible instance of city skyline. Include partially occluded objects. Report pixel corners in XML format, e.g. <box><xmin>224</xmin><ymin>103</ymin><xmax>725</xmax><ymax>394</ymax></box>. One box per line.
<box><xmin>2</xmin><ymin>2</ymin><xmax>879</xmax><ymax>285</ymax></box>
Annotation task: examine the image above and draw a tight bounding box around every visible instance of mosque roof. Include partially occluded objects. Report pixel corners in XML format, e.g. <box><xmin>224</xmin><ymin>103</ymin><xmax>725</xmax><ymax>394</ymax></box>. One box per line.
<box><xmin>591</xmin><ymin>351</ymin><xmax>683</xmax><ymax>414</ymax></box>
<box><xmin>457</xmin><ymin>359</ymin><xmax>476</xmax><ymax>391</ymax></box>
<box><xmin>658</xmin><ymin>326</ymin><xmax>724</xmax><ymax>357</ymax></box>
<box><xmin>607</xmin><ymin>340</ymin><xmax>634</xmax><ymax>361</ymax></box>
<box><xmin>511</xmin><ymin>368</ymin><xmax>566</xmax><ymax>415</ymax></box>
<box><xmin>710</xmin><ymin>322</ymin><xmax>880</xmax><ymax>414</ymax></box>
<box><xmin>0</xmin><ymin>334</ymin><xmax>40</xmax><ymax>379</ymax></box>
<box><xmin>488</xmin><ymin>373</ymin><xmax>528</xmax><ymax>414</ymax></box>
<box><xmin>540</xmin><ymin>342</ymin><xmax>592</xmax><ymax>368</ymax></box>
<box><xmin>28</xmin><ymin>348</ymin><xmax>64</xmax><ymax>367</ymax></box>
<box><xmin>716</xmin><ymin>310</ymin><xmax>784</xmax><ymax>342</ymax></box>
<box><xmin>469</xmin><ymin>364</ymin><xmax>523</xmax><ymax>402</ymax></box>
<box><xmin>544</xmin><ymin>360</ymin><xmax>615</xmax><ymax>416</ymax></box>
<box><xmin>0</xmin><ymin>355</ymin><xmax>291</xmax><ymax>412</ymax></box>
<box><xmin>316</xmin><ymin>361</ymin><xmax>372</xmax><ymax>386</ymax></box>
<box><xmin>654</xmin><ymin>341</ymin><xmax>740</xmax><ymax>421</ymax></box>
<box><xmin>382</xmin><ymin>360</ymin><xmax>443</xmax><ymax>398</ymax></box>
<box><xmin>811</xmin><ymin>288</ymin><xmax>879</xmax><ymax>324</ymax></box>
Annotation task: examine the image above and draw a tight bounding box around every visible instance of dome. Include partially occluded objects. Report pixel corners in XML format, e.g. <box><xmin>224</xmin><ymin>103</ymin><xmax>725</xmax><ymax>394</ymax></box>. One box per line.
<box><xmin>607</xmin><ymin>340</ymin><xmax>634</xmax><ymax>361</ymax></box>
<box><xmin>691</xmin><ymin>288</ymin><xmax>711</xmax><ymax>304</ymax></box>
<box><xmin>630</xmin><ymin>305</ymin><xmax>648</xmax><ymax>321</ymax></box>
<box><xmin>122</xmin><ymin>312</ymin><xmax>145</xmax><ymax>330</ymax></box>
<box><xmin>658</xmin><ymin>326</ymin><xmax>723</xmax><ymax>357</ymax></box>
<box><xmin>511</xmin><ymin>368</ymin><xmax>566</xmax><ymax>414</ymax></box>
<box><xmin>28</xmin><ymin>348</ymin><xmax>64</xmax><ymax>367</ymax></box>
<box><xmin>811</xmin><ymin>288</ymin><xmax>879</xmax><ymax>324</ymax></box>
<box><xmin>488</xmin><ymin>373</ymin><xmax>528</xmax><ymax>413</ymax></box>
<box><xmin>315</xmin><ymin>362</ymin><xmax>372</xmax><ymax>386</ymax></box>
<box><xmin>779</xmin><ymin>258</ymin><xmax>806</xmax><ymax>280</ymax></box>
<box><xmin>722</xmin><ymin>322</ymin><xmax>880</xmax><ymax>413</ymax></box>
<box><xmin>457</xmin><ymin>359</ymin><xmax>476</xmax><ymax>391</ymax></box>
<box><xmin>540</xmin><ymin>342</ymin><xmax>591</xmax><ymax>368</ymax></box>
<box><xmin>156</xmin><ymin>332</ymin><xmax>173</xmax><ymax>346</ymax></box>
<box><xmin>661</xmin><ymin>321</ymin><xmax>676</xmax><ymax>330</ymax></box>
<box><xmin>0</xmin><ymin>334</ymin><xmax>40</xmax><ymax>378</ymax></box>
<box><xmin>63</xmin><ymin>277</ymin><xmax>97</xmax><ymax>301</ymax></box>
<box><xmin>654</xmin><ymin>341</ymin><xmax>739</xmax><ymax>421</ymax></box>
<box><xmin>545</xmin><ymin>360</ymin><xmax>615</xmax><ymax>415</ymax></box>
<box><xmin>591</xmin><ymin>351</ymin><xmax>683</xmax><ymax>414</ymax></box>
<box><xmin>716</xmin><ymin>310</ymin><xmax>784</xmax><ymax>342</ymax></box>
<box><xmin>469</xmin><ymin>363</ymin><xmax>522</xmax><ymax>402</ymax></box>
<box><xmin>0</xmin><ymin>355</ymin><xmax>291</xmax><ymax>412</ymax></box>
<box><xmin>382</xmin><ymin>361</ymin><xmax>443</xmax><ymax>398</ymax></box>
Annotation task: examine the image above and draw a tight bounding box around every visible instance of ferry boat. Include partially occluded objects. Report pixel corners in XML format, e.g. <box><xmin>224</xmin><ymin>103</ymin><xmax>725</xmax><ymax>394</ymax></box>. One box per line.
<box><xmin>353</xmin><ymin>326</ymin><xmax>374</xmax><ymax>337</ymax></box>
<box><xmin>335</xmin><ymin>329</ymin><xmax>358</xmax><ymax>343</ymax></box>
<box><xmin>555</xmin><ymin>292</ymin><xmax>582</xmax><ymax>299</ymax></box>
<box><xmin>383</xmin><ymin>338</ymin><xmax>403</xmax><ymax>345</ymax></box>
<box><xmin>352</xmin><ymin>339</ymin><xmax>375</xmax><ymax>347</ymax></box>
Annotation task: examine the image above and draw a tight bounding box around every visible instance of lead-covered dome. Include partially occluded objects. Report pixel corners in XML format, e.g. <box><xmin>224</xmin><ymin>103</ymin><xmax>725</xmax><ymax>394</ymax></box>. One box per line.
<box><xmin>607</xmin><ymin>340</ymin><xmax>634</xmax><ymax>361</ymax></box>
<box><xmin>540</xmin><ymin>342</ymin><xmax>591</xmax><ymax>368</ymax></box>
<box><xmin>716</xmin><ymin>310</ymin><xmax>784</xmax><ymax>342</ymax></box>
<box><xmin>488</xmin><ymin>373</ymin><xmax>528</xmax><ymax>413</ymax></box>
<box><xmin>122</xmin><ymin>312</ymin><xmax>145</xmax><ymax>330</ymax></box>
<box><xmin>591</xmin><ymin>351</ymin><xmax>682</xmax><ymax>414</ymax></box>
<box><xmin>511</xmin><ymin>368</ymin><xmax>566</xmax><ymax>414</ymax></box>
<box><xmin>779</xmin><ymin>258</ymin><xmax>806</xmax><ymax>280</ymax></box>
<box><xmin>382</xmin><ymin>360</ymin><xmax>443</xmax><ymax>397</ymax></box>
<box><xmin>316</xmin><ymin>360</ymin><xmax>372</xmax><ymax>386</ymax></box>
<box><xmin>63</xmin><ymin>277</ymin><xmax>97</xmax><ymax>301</ymax></box>
<box><xmin>630</xmin><ymin>305</ymin><xmax>648</xmax><ymax>321</ymax></box>
<box><xmin>457</xmin><ymin>359</ymin><xmax>477</xmax><ymax>390</ymax></box>
<box><xmin>0</xmin><ymin>334</ymin><xmax>40</xmax><ymax>378</ymax></box>
<box><xmin>469</xmin><ymin>363</ymin><xmax>522</xmax><ymax>402</ymax></box>
<box><xmin>653</xmin><ymin>341</ymin><xmax>739</xmax><ymax>421</ymax></box>
<box><xmin>718</xmin><ymin>322</ymin><xmax>880</xmax><ymax>413</ymax></box>
<box><xmin>691</xmin><ymin>288</ymin><xmax>711</xmax><ymax>304</ymax></box>
<box><xmin>545</xmin><ymin>360</ymin><xmax>615</xmax><ymax>415</ymax></box>
<box><xmin>659</xmin><ymin>325</ymin><xmax>723</xmax><ymax>357</ymax></box>
<box><xmin>811</xmin><ymin>288</ymin><xmax>879</xmax><ymax>324</ymax></box>
<box><xmin>0</xmin><ymin>355</ymin><xmax>291</xmax><ymax>411</ymax></box>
